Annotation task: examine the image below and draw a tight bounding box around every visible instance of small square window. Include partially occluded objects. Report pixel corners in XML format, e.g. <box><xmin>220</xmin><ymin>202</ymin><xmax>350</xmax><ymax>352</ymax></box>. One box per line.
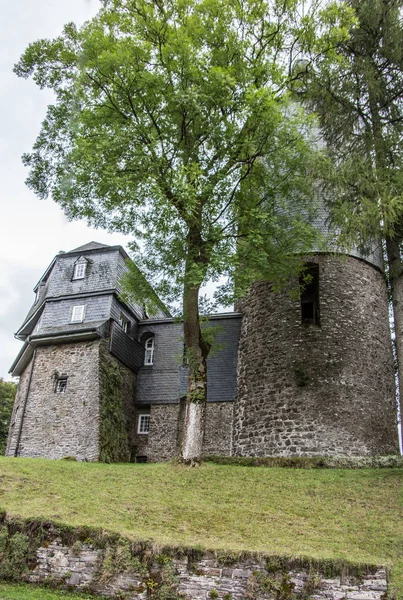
<box><xmin>55</xmin><ymin>377</ymin><xmax>68</xmax><ymax>393</ymax></box>
<box><xmin>138</xmin><ymin>414</ymin><xmax>150</xmax><ymax>434</ymax></box>
<box><xmin>71</xmin><ymin>305</ymin><xmax>85</xmax><ymax>323</ymax></box>
<box><xmin>73</xmin><ymin>263</ymin><xmax>87</xmax><ymax>280</ymax></box>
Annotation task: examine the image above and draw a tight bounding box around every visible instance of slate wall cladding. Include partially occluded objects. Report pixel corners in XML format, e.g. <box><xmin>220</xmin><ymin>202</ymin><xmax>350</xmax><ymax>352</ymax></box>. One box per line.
<box><xmin>136</xmin><ymin>315</ymin><xmax>241</xmax><ymax>406</ymax></box>
<box><xmin>234</xmin><ymin>255</ymin><xmax>399</xmax><ymax>457</ymax></box>
<box><xmin>6</xmin><ymin>341</ymin><xmax>101</xmax><ymax>461</ymax></box>
<box><xmin>38</xmin><ymin>295</ymin><xmax>112</xmax><ymax>332</ymax></box>
<box><xmin>46</xmin><ymin>249</ymin><xmax>119</xmax><ymax>299</ymax></box>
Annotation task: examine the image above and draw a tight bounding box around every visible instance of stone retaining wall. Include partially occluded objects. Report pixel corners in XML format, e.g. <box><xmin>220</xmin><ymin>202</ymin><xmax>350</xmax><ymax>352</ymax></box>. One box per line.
<box><xmin>28</xmin><ymin>539</ymin><xmax>388</xmax><ymax>600</ymax></box>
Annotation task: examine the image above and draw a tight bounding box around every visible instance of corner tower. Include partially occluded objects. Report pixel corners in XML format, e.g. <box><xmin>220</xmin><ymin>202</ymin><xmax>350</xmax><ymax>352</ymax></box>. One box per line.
<box><xmin>6</xmin><ymin>242</ymin><xmax>168</xmax><ymax>462</ymax></box>
<box><xmin>233</xmin><ymin>245</ymin><xmax>400</xmax><ymax>456</ymax></box>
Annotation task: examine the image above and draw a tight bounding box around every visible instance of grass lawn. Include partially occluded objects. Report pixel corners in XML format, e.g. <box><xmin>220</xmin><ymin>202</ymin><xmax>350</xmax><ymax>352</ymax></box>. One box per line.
<box><xmin>0</xmin><ymin>583</ymin><xmax>93</xmax><ymax>600</ymax></box>
<box><xmin>0</xmin><ymin>457</ymin><xmax>402</xmax><ymax>596</ymax></box>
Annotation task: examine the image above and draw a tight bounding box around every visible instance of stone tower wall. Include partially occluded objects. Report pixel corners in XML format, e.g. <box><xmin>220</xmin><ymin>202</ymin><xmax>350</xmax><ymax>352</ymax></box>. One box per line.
<box><xmin>233</xmin><ymin>255</ymin><xmax>399</xmax><ymax>457</ymax></box>
<box><xmin>7</xmin><ymin>341</ymin><xmax>101</xmax><ymax>461</ymax></box>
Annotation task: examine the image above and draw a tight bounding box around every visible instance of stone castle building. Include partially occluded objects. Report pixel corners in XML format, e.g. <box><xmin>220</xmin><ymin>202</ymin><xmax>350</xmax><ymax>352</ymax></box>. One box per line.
<box><xmin>6</xmin><ymin>240</ymin><xmax>399</xmax><ymax>461</ymax></box>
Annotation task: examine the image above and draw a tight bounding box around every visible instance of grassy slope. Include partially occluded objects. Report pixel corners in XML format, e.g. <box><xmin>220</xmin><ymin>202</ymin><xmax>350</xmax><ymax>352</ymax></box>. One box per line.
<box><xmin>0</xmin><ymin>583</ymin><xmax>93</xmax><ymax>600</ymax></box>
<box><xmin>0</xmin><ymin>457</ymin><xmax>402</xmax><ymax>595</ymax></box>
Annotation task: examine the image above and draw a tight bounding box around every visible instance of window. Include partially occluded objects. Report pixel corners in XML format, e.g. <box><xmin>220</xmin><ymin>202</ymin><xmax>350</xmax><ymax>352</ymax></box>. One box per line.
<box><xmin>300</xmin><ymin>264</ymin><xmax>320</xmax><ymax>326</ymax></box>
<box><xmin>73</xmin><ymin>262</ymin><xmax>87</xmax><ymax>280</ymax></box>
<box><xmin>144</xmin><ymin>337</ymin><xmax>154</xmax><ymax>365</ymax></box>
<box><xmin>138</xmin><ymin>414</ymin><xmax>150</xmax><ymax>434</ymax></box>
<box><xmin>119</xmin><ymin>313</ymin><xmax>130</xmax><ymax>333</ymax></box>
<box><xmin>71</xmin><ymin>305</ymin><xmax>85</xmax><ymax>323</ymax></box>
<box><xmin>55</xmin><ymin>377</ymin><xmax>68</xmax><ymax>393</ymax></box>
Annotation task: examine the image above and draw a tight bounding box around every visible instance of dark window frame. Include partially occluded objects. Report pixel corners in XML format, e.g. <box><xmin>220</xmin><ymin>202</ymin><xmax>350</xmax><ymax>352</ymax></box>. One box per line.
<box><xmin>299</xmin><ymin>263</ymin><xmax>320</xmax><ymax>327</ymax></box>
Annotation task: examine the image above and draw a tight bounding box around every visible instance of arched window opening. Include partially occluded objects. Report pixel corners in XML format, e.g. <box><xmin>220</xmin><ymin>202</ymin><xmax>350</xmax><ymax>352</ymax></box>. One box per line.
<box><xmin>144</xmin><ymin>337</ymin><xmax>154</xmax><ymax>365</ymax></box>
<box><xmin>299</xmin><ymin>263</ymin><xmax>320</xmax><ymax>327</ymax></box>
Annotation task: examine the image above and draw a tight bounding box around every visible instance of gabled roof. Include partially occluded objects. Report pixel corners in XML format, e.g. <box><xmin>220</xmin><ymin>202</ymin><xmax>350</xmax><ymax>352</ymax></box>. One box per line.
<box><xmin>68</xmin><ymin>241</ymin><xmax>110</xmax><ymax>253</ymax></box>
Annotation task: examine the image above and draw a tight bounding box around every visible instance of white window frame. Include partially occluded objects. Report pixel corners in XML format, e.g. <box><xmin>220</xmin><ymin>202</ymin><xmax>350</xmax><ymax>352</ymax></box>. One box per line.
<box><xmin>55</xmin><ymin>377</ymin><xmax>68</xmax><ymax>393</ymax></box>
<box><xmin>73</xmin><ymin>262</ymin><xmax>87</xmax><ymax>280</ymax></box>
<box><xmin>144</xmin><ymin>337</ymin><xmax>154</xmax><ymax>365</ymax></box>
<box><xmin>138</xmin><ymin>414</ymin><xmax>150</xmax><ymax>434</ymax></box>
<box><xmin>71</xmin><ymin>305</ymin><xmax>85</xmax><ymax>323</ymax></box>
<box><xmin>119</xmin><ymin>313</ymin><xmax>130</xmax><ymax>333</ymax></box>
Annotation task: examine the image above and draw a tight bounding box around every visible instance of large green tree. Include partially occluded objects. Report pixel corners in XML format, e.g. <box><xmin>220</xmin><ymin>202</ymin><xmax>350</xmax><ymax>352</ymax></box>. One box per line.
<box><xmin>15</xmin><ymin>0</ymin><xmax>351</xmax><ymax>464</ymax></box>
<box><xmin>0</xmin><ymin>379</ymin><xmax>17</xmax><ymax>455</ymax></box>
<box><xmin>295</xmin><ymin>0</ymin><xmax>403</xmax><ymax>434</ymax></box>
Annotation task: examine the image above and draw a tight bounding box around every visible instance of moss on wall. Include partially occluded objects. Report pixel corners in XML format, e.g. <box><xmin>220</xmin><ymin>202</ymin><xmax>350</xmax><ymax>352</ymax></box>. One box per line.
<box><xmin>99</xmin><ymin>345</ymin><xmax>132</xmax><ymax>463</ymax></box>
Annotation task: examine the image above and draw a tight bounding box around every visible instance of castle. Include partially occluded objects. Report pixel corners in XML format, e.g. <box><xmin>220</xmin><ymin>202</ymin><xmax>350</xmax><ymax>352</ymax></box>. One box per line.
<box><xmin>6</xmin><ymin>240</ymin><xmax>399</xmax><ymax>462</ymax></box>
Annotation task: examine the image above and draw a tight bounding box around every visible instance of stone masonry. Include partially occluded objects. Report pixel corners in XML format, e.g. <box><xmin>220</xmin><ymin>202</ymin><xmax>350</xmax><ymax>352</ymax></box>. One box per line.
<box><xmin>7</xmin><ymin>341</ymin><xmax>101</xmax><ymax>461</ymax></box>
<box><xmin>132</xmin><ymin>401</ymin><xmax>234</xmax><ymax>462</ymax></box>
<box><xmin>234</xmin><ymin>255</ymin><xmax>399</xmax><ymax>457</ymax></box>
<box><xmin>29</xmin><ymin>539</ymin><xmax>389</xmax><ymax>600</ymax></box>
<box><xmin>7</xmin><ymin>339</ymin><xmax>137</xmax><ymax>462</ymax></box>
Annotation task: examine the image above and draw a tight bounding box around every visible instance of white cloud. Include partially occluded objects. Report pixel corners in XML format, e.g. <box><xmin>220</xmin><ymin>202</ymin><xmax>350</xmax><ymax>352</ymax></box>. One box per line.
<box><xmin>0</xmin><ymin>0</ymin><xmax>131</xmax><ymax>379</ymax></box>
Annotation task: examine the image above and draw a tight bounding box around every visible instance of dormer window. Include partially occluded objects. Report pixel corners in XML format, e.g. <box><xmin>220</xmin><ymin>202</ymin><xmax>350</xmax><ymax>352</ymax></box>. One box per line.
<box><xmin>71</xmin><ymin>305</ymin><xmax>85</xmax><ymax>323</ymax></box>
<box><xmin>73</xmin><ymin>262</ymin><xmax>87</xmax><ymax>280</ymax></box>
<box><xmin>144</xmin><ymin>337</ymin><xmax>154</xmax><ymax>365</ymax></box>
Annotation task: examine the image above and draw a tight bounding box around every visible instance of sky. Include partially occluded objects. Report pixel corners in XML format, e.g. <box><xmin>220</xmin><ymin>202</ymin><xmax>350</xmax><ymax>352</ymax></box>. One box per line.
<box><xmin>0</xmin><ymin>0</ymin><xmax>131</xmax><ymax>380</ymax></box>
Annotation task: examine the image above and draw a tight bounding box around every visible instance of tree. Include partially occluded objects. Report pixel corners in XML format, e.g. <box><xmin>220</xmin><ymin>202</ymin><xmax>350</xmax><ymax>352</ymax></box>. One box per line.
<box><xmin>15</xmin><ymin>0</ymin><xmax>351</xmax><ymax>464</ymax></box>
<box><xmin>294</xmin><ymin>0</ymin><xmax>403</xmax><ymax>435</ymax></box>
<box><xmin>0</xmin><ymin>379</ymin><xmax>17</xmax><ymax>455</ymax></box>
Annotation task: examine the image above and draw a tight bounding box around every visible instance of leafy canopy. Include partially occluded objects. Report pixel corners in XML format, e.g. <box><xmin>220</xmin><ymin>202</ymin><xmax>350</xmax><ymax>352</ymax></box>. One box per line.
<box><xmin>15</xmin><ymin>0</ymin><xmax>352</xmax><ymax>307</ymax></box>
<box><xmin>295</xmin><ymin>0</ymin><xmax>403</xmax><ymax>250</ymax></box>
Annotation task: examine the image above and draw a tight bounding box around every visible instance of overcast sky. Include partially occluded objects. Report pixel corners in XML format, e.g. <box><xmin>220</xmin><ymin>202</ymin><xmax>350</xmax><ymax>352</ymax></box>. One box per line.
<box><xmin>0</xmin><ymin>0</ymin><xmax>132</xmax><ymax>380</ymax></box>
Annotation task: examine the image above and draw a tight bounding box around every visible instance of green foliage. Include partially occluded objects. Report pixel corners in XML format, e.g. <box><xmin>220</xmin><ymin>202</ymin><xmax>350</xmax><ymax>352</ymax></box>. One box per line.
<box><xmin>297</xmin><ymin>0</ymin><xmax>403</xmax><ymax>248</ymax></box>
<box><xmin>203</xmin><ymin>454</ymin><xmax>403</xmax><ymax>469</ymax></box>
<box><xmin>0</xmin><ymin>526</ymin><xmax>33</xmax><ymax>581</ymax></box>
<box><xmin>96</xmin><ymin>539</ymin><xmax>147</xmax><ymax>583</ymax></box>
<box><xmin>0</xmin><ymin>582</ymin><xmax>95</xmax><ymax>600</ymax></box>
<box><xmin>248</xmin><ymin>571</ymin><xmax>296</xmax><ymax>600</ymax></box>
<box><xmin>0</xmin><ymin>379</ymin><xmax>17</xmax><ymax>455</ymax></box>
<box><xmin>99</xmin><ymin>347</ymin><xmax>130</xmax><ymax>463</ymax></box>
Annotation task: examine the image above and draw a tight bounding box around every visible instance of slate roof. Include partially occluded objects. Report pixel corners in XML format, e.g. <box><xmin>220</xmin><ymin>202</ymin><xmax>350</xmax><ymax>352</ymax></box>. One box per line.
<box><xmin>67</xmin><ymin>241</ymin><xmax>110</xmax><ymax>254</ymax></box>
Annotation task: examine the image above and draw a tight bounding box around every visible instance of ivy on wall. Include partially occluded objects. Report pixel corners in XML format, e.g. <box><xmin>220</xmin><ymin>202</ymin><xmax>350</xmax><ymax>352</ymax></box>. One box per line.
<box><xmin>99</xmin><ymin>343</ymin><xmax>133</xmax><ymax>463</ymax></box>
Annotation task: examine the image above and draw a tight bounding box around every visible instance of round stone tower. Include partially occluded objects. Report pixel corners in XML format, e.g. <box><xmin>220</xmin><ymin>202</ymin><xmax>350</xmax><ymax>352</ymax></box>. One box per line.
<box><xmin>233</xmin><ymin>253</ymin><xmax>399</xmax><ymax>457</ymax></box>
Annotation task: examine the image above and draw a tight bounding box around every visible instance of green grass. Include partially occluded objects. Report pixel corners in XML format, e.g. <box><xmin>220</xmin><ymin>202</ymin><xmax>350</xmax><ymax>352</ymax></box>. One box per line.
<box><xmin>0</xmin><ymin>457</ymin><xmax>402</xmax><ymax>596</ymax></box>
<box><xmin>0</xmin><ymin>583</ymin><xmax>93</xmax><ymax>600</ymax></box>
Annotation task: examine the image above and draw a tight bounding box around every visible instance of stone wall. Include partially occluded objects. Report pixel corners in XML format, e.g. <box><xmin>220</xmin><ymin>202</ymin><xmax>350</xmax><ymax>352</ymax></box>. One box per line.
<box><xmin>147</xmin><ymin>404</ymin><xmax>181</xmax><ymax>461</ymax></box>
<box><xmin>203</xmin><ymin>402</ymin><xmax>234</xmax><ymax>456</ymax></box>
<box><xmin>234</xmin><ymin>255</ymin><xmax>399</xmax><ymax>457</ymax></box>
<box><xmin>132</xmin><ymin>401</ymin><xmax>234</xmax><ymax>462</ymax></box>
<box><xmin>28</xmin><ymin>538</ymin><xmax>388</xmax><ymax>600</ymax></box>
<box><xmin>7</xmin><ymin>341</ymin><xmax>101</xmax><ymax>461</ymax></box>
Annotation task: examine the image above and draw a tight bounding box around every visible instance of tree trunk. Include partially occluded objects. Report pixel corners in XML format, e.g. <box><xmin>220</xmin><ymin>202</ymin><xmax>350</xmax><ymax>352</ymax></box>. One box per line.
<box><xmin>369</xmin><ymin>91</ymin><xmax>403</xmax><ymax>445</ymax></box>
<box><xmin>386</xmin><ymin>235</ymin><xmax>403</xmax><ymax>445</ymax></box>
<box><xmin>180</xmin><ymin>271</ymin><xmax>210</xmax><ymax>466</ymax></box>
